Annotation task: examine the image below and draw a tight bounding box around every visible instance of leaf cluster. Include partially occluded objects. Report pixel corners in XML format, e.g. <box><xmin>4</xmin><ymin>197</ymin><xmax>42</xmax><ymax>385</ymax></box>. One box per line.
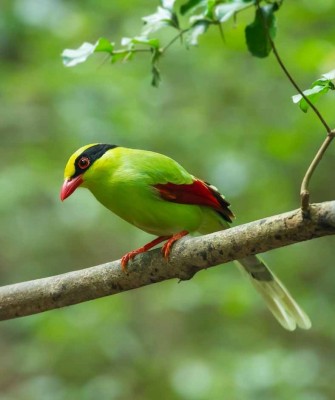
<box><xmin>62</xmin><ymin>0</ymin><xmax>281</xmax><ymax>87</ymax></box>
<box><xmin>292</xmin><ymin>70</ymin><xmax>335</xmax><ymax>113</ymax></box>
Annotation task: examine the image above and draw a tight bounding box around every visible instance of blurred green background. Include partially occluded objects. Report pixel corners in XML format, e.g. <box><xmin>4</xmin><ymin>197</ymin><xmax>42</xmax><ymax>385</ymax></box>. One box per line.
<box><xmin>1</xmin><ymin>0</ymin><xmax>335</xmax><ymax>399</ymax></box>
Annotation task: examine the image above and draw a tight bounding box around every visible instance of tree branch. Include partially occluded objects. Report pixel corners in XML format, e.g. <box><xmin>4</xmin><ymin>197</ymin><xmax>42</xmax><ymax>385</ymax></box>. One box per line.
<box><xmin>1</xmin><ymin>201</ymin><xmax>335</xmax><ymax>321</ymax></box>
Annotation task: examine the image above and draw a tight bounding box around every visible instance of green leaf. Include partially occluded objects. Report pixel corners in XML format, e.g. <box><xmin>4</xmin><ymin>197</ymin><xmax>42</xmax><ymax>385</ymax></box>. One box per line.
<box><xmin>121</xmin><ymin>36</ymin><xmax>160</xmax><ymax>49</ymax></box>
<box><xmin>204</xmin><ymin>0</ymin><xmax>216</xmax><ymax>19</ymax></box>
<box><xmin>161</xmin><ymin>0</ymin><xmax>176</xmax><ymax>11</ymax></box>
<box><xmin>292</xmin><ymin>85</ymin><xmax>330</xmax><ymax>113</ymax></box>
<box><xmin>62</xmin><ymin>42</ymin><xmax>96</xmax><ymax>67</ymax></box>
<box><xmin>180</xmin><ymin>0</ymin><xmax>207</xmax><ymax>15</ymax></box>
<box><xmin>152</xmin><ymin>64</ymin><xmax>161</xmax><ymax>87</ymax></box>
<box><xmin>215</xmin><ymin>1</ymin><xmax>255</xmax><ymax>23</ymax></box>
<box><xmin>292</xmin><ymin>75</ymin><xmax>335</xmax><ymax>112</ymax></box>
<box><xmin>62</xmin><ymin>38</ymin><xmax>114</xmax><ymax>67</ymax></box>
<box><xmin>151</xmin><ymin>48</ymin><xmax>162</xmax><ymax>87</ymax></box>
<box><xmin>142</xmin><ymin>4</ymin><xmax>179</xmax><ymax>36</ymax></box>
<box><xmin>120</xmin><ymin>37</ymin><xmax>135</xmax><ymax>49</ymax></box>
<box><xmin>94</xmin><ymin>37</ymin><xmax>114</xmax><ymax>53</ymax></box>
<box><xmin>323</xmin><ymin>69</ymin><xmax>335</xmax><ymax>80</ymax></box>
<box><xmin>313</xmin><ymin>78</ymin><xmax>335</xmax><ymax>89</ymax></box>
<box><xmin>110</xmin><ymin>51</ymin><xmax>131</xmax><ymax>64</ymax></box>
<box><xmin>245</xmin><ymin>4</ymin><xmax>277</xmax><ymax>58</ymax></box>
<box><xmin>186</xmin><ymin>19</ymin><xmax>210</xmax><ymax>46</ymax></box>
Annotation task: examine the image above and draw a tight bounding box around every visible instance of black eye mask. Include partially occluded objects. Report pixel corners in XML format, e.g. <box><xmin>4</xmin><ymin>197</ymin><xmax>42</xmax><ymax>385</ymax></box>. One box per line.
<box><xmin>72</xmin><ymin>144</ymin><xmax>118</xmax><ymax>178</ymax></box>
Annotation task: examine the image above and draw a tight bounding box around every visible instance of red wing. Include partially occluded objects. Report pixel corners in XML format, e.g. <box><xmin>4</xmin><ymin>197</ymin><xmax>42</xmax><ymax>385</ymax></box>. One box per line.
<box><xmin>154</xmin><ymin>179</ymin><xmax>235</xmax><ymax>223</ymax></box>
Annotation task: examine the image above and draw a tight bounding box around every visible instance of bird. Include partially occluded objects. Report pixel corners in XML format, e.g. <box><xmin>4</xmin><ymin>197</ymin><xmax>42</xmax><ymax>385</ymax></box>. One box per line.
<box><xmin>60</xmin><ymin>143</ymin><xmax>311</xmax><ymax>331</ymax></box>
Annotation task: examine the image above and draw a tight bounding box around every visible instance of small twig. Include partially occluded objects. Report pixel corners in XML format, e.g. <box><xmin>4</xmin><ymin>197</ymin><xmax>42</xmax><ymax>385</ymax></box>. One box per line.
<box><xmin>255</xmin><ymin>0</ymin><xmax>330</xmax><ymax>133</ymax></box>
<box><xmin>218</xmin><ymin>23</ymin><xmax>225</xmax><ymax>42</ymax></box>
<box><xmin>161</xmin><ymin>28</ymin><xmax>190</xmax><ymax>53</ymax></box>
<box><xmin>300</xmin><ymin>130</ymin><xmax>335</xmax><ymax>211</ymax></box>
<box><xmin>257</xmin><ymin>3</ymin><xmax>332</xmax><ymax>212</ymax></box>
<box><xmin>268</xmin><ymin>37</ymin><xmax>333</xmax><ymax>211</ymax></box>
<box><xmin>97</xmin><ymin>54</ymin><xmax>111</xmax><ymax>70</ymax></box>
<box><xmin>113</xmin><ymin>48</ymin><xmax>152</xmax><ymax>55</ymax></box>
<box><xmin>268</xmin><ymin>36</ymin><xmax>331</xmax><ymax>134</ymax></box>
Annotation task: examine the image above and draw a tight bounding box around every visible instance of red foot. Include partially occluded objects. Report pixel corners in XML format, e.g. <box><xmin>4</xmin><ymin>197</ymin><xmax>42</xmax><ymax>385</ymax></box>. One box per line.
<box><xmin>161</xmin><ymin>230</ymin><xmax>189</xmax><ymax>259</ymax></box>
<box><xmin>121</xmin><ymin>235</ymin><xmax>169</xmax><ymax>271</ymax></box>
<box><xmin>121</xmin><ymin>250</ymin><xmax>141</xmax><ymax>271</ymax></box>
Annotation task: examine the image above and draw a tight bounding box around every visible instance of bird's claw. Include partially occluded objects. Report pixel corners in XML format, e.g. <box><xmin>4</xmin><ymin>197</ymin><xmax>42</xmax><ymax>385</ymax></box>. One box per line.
<box><xmin>121</xmin><ymin>231</ymin><xmax>188</xmax><ymax>270</ymax></box>
<box><xmin>161</xmin><ymin>241</ymin><xmax>173</xmax><ymax>259</ymax></box>
<box><xmin>121</xmin><ymin>251</ymin><xmax>137</xmax><ymax>271</ymax></box>
<box><xmin>161</xmin><ymin>230</ymin><xmax>189</xmax><ymax>260</ymax></box>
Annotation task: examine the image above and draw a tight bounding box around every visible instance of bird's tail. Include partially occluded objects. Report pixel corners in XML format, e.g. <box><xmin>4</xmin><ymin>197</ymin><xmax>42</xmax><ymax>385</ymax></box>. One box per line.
<box><xmin>235</xmin><ymin>255</ymin><xmax>311</xmax><ymax>331</ymax></box>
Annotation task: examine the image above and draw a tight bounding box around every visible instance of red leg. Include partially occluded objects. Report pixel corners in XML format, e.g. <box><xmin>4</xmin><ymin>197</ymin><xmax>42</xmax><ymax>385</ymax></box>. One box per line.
<box><xmin>161</xmin><ymin>230</ymin><xmax>189</xmax><ymax>259</ymax></box>
<box><xmin>121</xmin><ymin>236</ymin><xmax>170</xmax><ymax>271</ymax></box>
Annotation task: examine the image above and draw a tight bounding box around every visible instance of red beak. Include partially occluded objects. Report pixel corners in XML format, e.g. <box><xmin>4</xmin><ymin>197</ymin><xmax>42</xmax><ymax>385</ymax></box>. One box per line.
<box><xmin>60</xmin><ymin>175</ymin><xmax>83</xmax><ymax>201</ymax></box>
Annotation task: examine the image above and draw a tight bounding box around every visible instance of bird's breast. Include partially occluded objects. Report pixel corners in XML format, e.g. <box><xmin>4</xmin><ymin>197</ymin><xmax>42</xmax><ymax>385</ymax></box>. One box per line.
<box><xmin>89</xmin><ymin>180</ymin><xmax>204</xmax><ymax>236</ymax></box>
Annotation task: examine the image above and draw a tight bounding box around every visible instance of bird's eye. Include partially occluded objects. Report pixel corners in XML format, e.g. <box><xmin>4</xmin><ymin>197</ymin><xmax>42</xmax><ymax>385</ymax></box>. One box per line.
<box><xmin>78</xmin><ymin>157</ymin><xmax>90</xmax><ymax>169</ymax></box>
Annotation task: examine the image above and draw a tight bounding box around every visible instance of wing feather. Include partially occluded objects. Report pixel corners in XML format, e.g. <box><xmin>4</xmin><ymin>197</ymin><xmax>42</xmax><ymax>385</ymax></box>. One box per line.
<box><xmin>154</xmin><ymin>179</ymin><xmax>235</xmax><ymax>223</ymax></box>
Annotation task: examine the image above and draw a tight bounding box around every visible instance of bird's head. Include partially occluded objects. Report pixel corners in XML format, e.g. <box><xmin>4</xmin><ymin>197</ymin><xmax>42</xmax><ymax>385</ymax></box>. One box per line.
<box><xmin>60</xmin><ymin>143</ymin><xmax>117</xmax><ymax>201</ymax></box>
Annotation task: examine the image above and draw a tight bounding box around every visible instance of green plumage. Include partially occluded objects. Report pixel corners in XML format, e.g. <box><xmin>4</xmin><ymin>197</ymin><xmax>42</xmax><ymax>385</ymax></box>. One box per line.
<box><xmin>62</xmin><ymin>144</ymin><xmax>311</xmax><ymax>331</ymax></box>
<box><xmin>80</xmin><ymin>146</ymin><xmax>228</xmax><ymax>235</ymax></box>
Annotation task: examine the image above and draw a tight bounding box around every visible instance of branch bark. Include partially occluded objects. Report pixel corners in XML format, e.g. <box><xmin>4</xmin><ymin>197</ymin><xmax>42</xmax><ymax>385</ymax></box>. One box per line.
<box><xmin>1</xmin><ymin>201</ymin><xmax>335</xmax><ymax>321</ymax></box>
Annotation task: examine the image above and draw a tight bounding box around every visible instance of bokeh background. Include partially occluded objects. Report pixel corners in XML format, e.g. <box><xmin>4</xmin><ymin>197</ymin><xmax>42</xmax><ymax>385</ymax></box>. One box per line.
<box><xmin>1</xmin><ymin>0</ymin><xmax>335</xmax><ymax>399</ymax></box>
